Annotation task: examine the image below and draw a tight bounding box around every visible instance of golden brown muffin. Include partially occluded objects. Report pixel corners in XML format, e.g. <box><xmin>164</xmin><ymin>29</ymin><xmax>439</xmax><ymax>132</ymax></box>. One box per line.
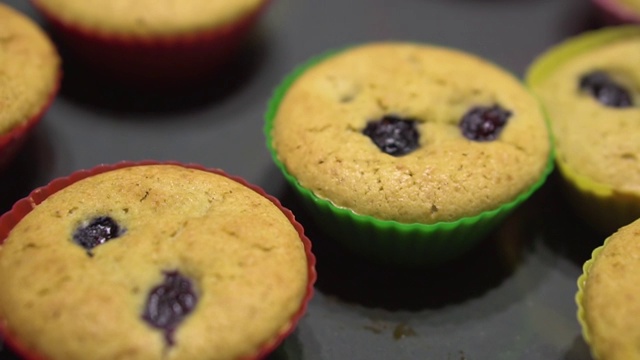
<box><xmin>0</xmin><ymin>164</ymin><xmax>309</xmax><ymax>360</ymax></box>
<box><xmin>616</xmin><ymin>0</ymin><xmax>640</xmax><ymax>14</ymax></box>
<box><xmin>531</xmin><ymin>33</ymin><xmax>640</xmax><ymax>195</ymax></box>
<box><xmin>580</xmin><ymin>218</ymin><xmax>640</xmax><ymax>360</ymax></box>
<box><xmin>272</xmin><ymin>42</ymin><xmax>551</xmax><ymax>224</ymax></box>
<box><xmin>0</xmin><ymin>3</ymin><xmax>60</xmax><ymax>135</ymax></box>
<box><xmin>30</xmin><ymin>0</ymin><xmax>265</xmax><ymax>37</ymax></box>
<box><xmin>528</xmin><ymin>28</ymin><xmax>640</xmax><ymax>233</ymax></box>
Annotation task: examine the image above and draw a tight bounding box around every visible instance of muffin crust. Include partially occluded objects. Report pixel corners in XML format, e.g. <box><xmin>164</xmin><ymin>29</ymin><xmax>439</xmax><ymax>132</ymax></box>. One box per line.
<box><xmin>0</xmin><ymin>3</ymin><xmax>60</xmax><ymax>135</ymax></box>
<box><xmin>617</xmin><ymin>0</ymin><xmax>640</xmax><ymax>14</ymax></box>
<box><xmin>583</xmin><ymin>219</ymin><xmax>640</xmax><ymax>360</ymax></box>
<box><xmin>272</xmin><ymin>43</ymin><xmax>551</xmax><ymax>224</ymax></box>
<box><xmin>31</xmin><ymin>0</ymin><xmax>265</xmax><ymax>36</ymax></box>
<box><xmin>532</xmin><ymin>32</ymin><xmax>640</xmax><ymax>194</ymax></box>
<box><xmin>0</xmin><ymin>165</ymin><xmax>308</xmax><ymax>360</ymax></box>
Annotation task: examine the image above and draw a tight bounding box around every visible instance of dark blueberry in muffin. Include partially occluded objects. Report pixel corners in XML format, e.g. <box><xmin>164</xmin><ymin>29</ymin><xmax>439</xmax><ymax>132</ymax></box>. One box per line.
<box><xmin>142</xmin><ymin>271</ymin><xmax>198</xmax><ymax>346</ymax></box>
<box><xmin>459</xmin><ymin>105</ymin><xmax>512</xmax><ymax>141</ymax></box>
<box><xmin>72</xmin><ymin>216</ymin><xmax>123</xmax><ymax>254</ymax></box>
<box><xmin>363</xmin><ymin>115</ymin><xmax>420</xmax><ymax>156</ymax></box>
<box><xmin>579</xmin><ymin>71</ymin><xmax>633</xmax><ymax>108</ymax></box>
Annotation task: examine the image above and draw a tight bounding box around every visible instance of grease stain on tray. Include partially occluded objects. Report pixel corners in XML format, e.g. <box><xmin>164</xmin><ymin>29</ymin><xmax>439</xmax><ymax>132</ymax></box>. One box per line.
<box><xmin>363</xmin><ymin>320</ymin><xmax>417</xmax><ymax>340</ymax></box>
<box><xmin>392</xmin><ymin>323</ymin><xmax>417</xmax><ymax>339</ymax></box>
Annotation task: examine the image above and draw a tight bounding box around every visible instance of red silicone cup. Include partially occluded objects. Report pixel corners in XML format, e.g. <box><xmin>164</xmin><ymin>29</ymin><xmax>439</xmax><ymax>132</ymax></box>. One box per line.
<box><xmin>29</xmin><ymin>0</ymin><xmax>272</xmax><ymax>88</ymax></box>
<box><xmin>592</xmin><ymin>0</ymin><xmax>640</xmax><ymax>24</ymax></box>
<box><xmin>0</xmin><ymin>75</ymin><xmax>60</xmax><ymax>172</ymax></box>
<box><xmin>0</xmin><ymin>160</ymin><xmax>316</xmax><ymax>360</ymax></box>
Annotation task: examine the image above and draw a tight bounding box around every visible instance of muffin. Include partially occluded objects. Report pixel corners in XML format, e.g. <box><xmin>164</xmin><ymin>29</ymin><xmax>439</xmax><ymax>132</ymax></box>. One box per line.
<box><xmin>0</xmin><ymin>161</ymin><xmax>316</xmax><ymax>360</ymax></box>
<box><xmin>0</xmin><ymin>3</ymin><xmax>61</xmax><ymax>170</ymax></box>
<box><xmin>593</xmin><ymin>0</ymin><xmax>640</xmax><ymax>24</ymax></box>
<box><xmin>577</xmin><ymin>217</ymin><xmax>640</xmax><ymax>360</ymax></box>
<box><xmin>526</xmin><ymin>26</ymin><xmax>640</xmax><ymax>234</ymax></box>
<box><xmin>29</xmin><ymin>0</ymin><xmax>270</xmax><ymax>87</ymax></box>
<box><xmin>266</xmin><ymin>42</ymin><xmax>553</xmax><ymax>267</ymax></box>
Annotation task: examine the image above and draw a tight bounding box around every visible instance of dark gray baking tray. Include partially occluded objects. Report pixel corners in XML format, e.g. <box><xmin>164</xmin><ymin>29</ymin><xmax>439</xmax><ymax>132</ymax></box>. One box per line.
<box><xmin>0</xmin><ymin>0</ymin><xmax>606</xmax><ymax>358</ymax></box>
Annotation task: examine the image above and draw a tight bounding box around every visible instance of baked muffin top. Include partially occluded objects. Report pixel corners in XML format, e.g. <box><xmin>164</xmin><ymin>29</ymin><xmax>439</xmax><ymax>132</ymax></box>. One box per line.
<box><xmin>0</xmin><ymin>164</ymin><xmax>309</xmax><ymax>360</ymax></box>
<box><xmin>617</xmin><ymin>0</ymin><xmax>640</xmax><ymax>14</ymax></box>
<box><xmin>272</xmin><ymin>42</ymin><xmax>551</xmax><ymax>224</ymax></box>
<box><xmin>531</xmin><ymin>31</ymin><xmax>640</xmax><ymax>194</ymax></box>
<box><xmin>583</xmin><ymin>218</ymin><xmax>640</xmax><ymax>360</ymax></box>
<box><xmin>32</xmin><ymin>0</ymin><xmax>265</xmax><ymax>36</ymax></box>
<box><xmin>0</xmin><ymin>3</ymin><xmax>60</xmax><ymax>135</ymax></box>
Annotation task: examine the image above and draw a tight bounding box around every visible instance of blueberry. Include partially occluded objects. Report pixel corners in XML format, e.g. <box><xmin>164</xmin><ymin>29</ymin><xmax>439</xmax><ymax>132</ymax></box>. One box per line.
<box><xmin>142</xmin><ymin>271</ymin><xmax>198</xmax><ymax>346</ymax></box>
<box><xmin>579</xmin><ymin>71</ymin><xmax>633</xmax><ymax>108</ymax></box>
<box><xmin>362</xmin><ymin>115</ymin><xmax>420</xmax><ymax>156</ymax></box>
<box><xmin>459</xmin><ymin>105</ymin><xmax>511</xmax><ymax>141</ymax></box>
<box><xmin>72</xmin><ymin>216</ymin><xmax>123</xmax><ymax>253</ymax></box>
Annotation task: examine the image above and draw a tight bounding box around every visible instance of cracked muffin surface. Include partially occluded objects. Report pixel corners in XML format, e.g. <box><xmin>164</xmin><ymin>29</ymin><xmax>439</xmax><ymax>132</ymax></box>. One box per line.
<box><xmin>0</xmin><ymin>164</ymin><xmax>309</xmax><ymax>360</ymax></box>
<box><xmin>272</xmin><ymin>42</ymin><xmax>551</xmax><ymax>224</ymax></box>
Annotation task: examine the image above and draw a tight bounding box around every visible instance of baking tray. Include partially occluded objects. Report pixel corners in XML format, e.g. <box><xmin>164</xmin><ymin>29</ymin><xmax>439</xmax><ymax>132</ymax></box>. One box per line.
<box><xmin>0</xmin><ymin>0</ymin><xmax>605</xmax><ymax>359</ymax></box>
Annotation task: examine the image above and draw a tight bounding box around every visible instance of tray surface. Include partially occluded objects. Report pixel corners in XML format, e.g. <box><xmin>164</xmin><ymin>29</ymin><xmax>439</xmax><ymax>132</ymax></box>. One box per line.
<box><xmin>0</xmin><ymin>0</ymin><xmax>604</xmax><ymax>359</ymax></box>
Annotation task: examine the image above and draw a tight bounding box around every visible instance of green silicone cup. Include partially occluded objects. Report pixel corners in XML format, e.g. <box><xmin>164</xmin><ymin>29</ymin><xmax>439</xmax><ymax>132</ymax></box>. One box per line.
<box><xmin>265</xmin><ymin>47</ymin><xmax>555</xmax><ymax>268</ymax></box>
<box><xmin>525</xmin><ymin>26</ymin><xmax>640</xmax><ymax>234</ymax></box>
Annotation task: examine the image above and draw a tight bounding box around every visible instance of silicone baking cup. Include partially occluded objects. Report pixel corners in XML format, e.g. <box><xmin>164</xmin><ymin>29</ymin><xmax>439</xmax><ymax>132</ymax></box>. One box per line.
<box><xmin>265</xmin><ymin>50</ymin><xmax>555</xmax><ymax>268</ymax></box>
<box><xmin>576</xmin><ymin>239</ymin><xmax>605</xmax><ymax>360</ymax></box>
<box><xmin>29</xmin><ymin>0</ymin><xmax>271</xmax><ymax>87</ymax></box>
<box><xmin>592</xmin><ymin>0</ymin><xmax>640</xmax><ymax>24</ymax></box>
<box><xmin>0</xmin><ymin>160</ymin><xmax>316</xmax><ymax>360</ymax></box>
<box><xmin>526</xmin><ymin>26</ymin><xmax>640</xmax><ymax>235</ymax></box>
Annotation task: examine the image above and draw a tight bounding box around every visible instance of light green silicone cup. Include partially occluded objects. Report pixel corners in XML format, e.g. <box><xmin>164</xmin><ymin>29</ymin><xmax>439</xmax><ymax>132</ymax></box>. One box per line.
<box><xmin>265</xmin><ymin>47</ymin><xmax>555</xmax><ymax>268</ymax></box>
<box><xmin>526</xmin><ymin>26</ymin><xmax>640</xmax><ymax>235</ymax></box>
<box><xmin>576</xmin><ymin>240</ymin><xmax>604</xmax><ymax>360</ymax></box>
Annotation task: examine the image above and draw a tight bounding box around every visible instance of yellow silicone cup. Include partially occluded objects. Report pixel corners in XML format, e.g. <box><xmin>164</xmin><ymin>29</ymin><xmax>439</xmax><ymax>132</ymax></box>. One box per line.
<box><xmin>576</xmin><ymin>240</ymin><xmax>605</xmax><ymax>359</ymax></box>
<box><xmin>266</xmin><ymin>48</ymin><xmax>555</xmax><ymax>268</ymax></box>
<box><xmin>525</xmin><ymin>26</ymin><xmax>640</xmax><ymax>235</ymax></box>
